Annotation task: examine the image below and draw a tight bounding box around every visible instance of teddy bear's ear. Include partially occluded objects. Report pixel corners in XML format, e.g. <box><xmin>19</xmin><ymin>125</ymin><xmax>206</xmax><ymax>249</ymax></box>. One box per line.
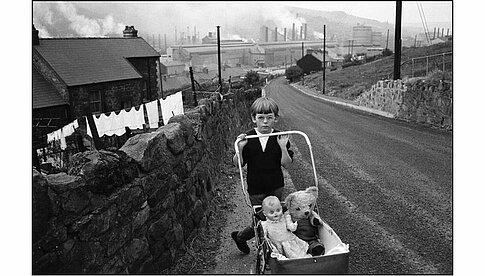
<box><xmin>306</xmin><ymin>186</ymin><xmax>318</xmax><ymax>198</ymax></box>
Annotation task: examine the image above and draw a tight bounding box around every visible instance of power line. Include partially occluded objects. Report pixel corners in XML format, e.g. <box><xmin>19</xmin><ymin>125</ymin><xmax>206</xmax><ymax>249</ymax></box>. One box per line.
<box><xmin>417</xmin><ymin>2</ymin><xmax>431</xmax><ymax>44</ymax></box>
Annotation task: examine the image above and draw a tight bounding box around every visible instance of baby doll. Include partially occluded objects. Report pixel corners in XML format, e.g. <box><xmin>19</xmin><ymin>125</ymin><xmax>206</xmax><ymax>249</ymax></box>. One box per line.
<box><xmin>260</xmin><ymin>196</ymin><xmax>311</xmax><ymax>259</ymax></box>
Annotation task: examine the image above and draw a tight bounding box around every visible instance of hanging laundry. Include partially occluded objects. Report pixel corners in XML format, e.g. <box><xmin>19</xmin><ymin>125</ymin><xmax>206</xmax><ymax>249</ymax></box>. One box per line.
<box><xmin>145</xmin><ymin>100</ymin><xmax>160</xmax><ymax>128</ymax></box>
<box><xmin>46</xmin><ymin>119</ymin><xmax>79</xmax><ymax>150</ymax></box>
<box><xmin>160</xmin><ymin>91</ymin><xmax>184</xmax><ymax>125</ymax></box>
<box><xmin>86</xmin><ymin>116</ymin><xmax>92</xmax><ymax>137</ymax></box>
<box><xmin>86</xmin><ymin>105</ymin><xmax>145</xmax><ymax>137</ymax></box>
<box><xmin>96</xmin><ymin>111</ymin><xmax>126</xmax><ymax>137</ymax></box>
<box><xmin>121</xmin><ymin>105</ymin><xmax>144</xmax><ymax>130</ymax></box>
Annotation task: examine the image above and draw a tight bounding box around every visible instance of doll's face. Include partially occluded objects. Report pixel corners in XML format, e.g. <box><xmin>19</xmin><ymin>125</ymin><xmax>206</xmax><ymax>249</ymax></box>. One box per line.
<box><xmin>263</xmin><ymin>201</ymin><xmax>283</xmax><ymax>221</ymax></box>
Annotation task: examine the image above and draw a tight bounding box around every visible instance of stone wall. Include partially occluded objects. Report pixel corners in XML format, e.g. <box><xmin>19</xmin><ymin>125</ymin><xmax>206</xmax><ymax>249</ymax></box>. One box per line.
<box><xmin>32</xmin><ymin>88</ymin><xmax>261</xmax><ymax>274</ymax></box>
<box><xmin>357</xmin><ymin>78</ymin><xmax>452</xmax><ymax>129</ymax></box>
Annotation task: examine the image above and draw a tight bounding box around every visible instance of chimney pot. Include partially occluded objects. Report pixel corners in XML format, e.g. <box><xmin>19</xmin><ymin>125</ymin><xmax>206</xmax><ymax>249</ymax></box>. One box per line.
<box><xmin>123</xmin><ymin>26</ymin><xmax>138</xmax><ymax>38</ymax></box>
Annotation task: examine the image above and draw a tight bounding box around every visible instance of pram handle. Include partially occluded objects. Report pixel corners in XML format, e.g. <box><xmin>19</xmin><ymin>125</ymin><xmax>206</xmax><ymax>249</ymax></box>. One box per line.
<box><xmin>234</xmin><ymin>130</ymin><xmax>319</xmax><ymax>208</ymax></box>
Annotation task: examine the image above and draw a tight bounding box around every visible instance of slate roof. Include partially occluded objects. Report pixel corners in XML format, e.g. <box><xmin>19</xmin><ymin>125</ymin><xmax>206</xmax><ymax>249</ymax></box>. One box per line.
<box><xmin>33</xmin><ymin>37</ymin><xmax>160</xmax><ymax>87</ymax></box>
<box><xmin>32</xmin><ymin>68</ymin><xmax>68</xmax><ymax>109</ymax></box>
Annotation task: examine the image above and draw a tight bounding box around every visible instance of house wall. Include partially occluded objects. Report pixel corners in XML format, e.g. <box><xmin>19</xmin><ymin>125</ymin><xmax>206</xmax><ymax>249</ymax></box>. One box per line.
<box><xmin>127</xmin><ymin>57</ymin><xmax>160</xmax><ymax>101</ymax></box>
<box><xmin>68</xmin><ymin>79</ymin><xmax>144</xmax><ymax>118</ymax></box>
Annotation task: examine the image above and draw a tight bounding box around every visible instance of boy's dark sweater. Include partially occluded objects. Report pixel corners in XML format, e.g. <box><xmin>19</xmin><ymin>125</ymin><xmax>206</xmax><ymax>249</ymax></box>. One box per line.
<box><xmin>241</xmin><ymin>128</ymin><xmax>294</xmax><ymax>195</ymax></box>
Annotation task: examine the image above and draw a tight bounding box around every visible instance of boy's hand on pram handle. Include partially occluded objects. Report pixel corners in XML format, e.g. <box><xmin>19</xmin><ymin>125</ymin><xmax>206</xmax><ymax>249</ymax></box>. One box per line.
<box><xmin>277</xmin><ymin>134</ymin><xmax>289</xmax><ymax>148</ymax></box>
<box><xmin>236</xmin><ymin>133</ymin><xmax>248</xmax><ymax>149</ymax></box>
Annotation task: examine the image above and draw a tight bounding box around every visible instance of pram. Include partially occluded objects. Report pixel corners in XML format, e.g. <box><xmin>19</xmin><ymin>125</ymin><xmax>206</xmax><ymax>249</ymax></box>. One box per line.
<box><xmin>234</xmin><ymin>130</ymin><xmax>350</xmax><ymax>274</ymax></box>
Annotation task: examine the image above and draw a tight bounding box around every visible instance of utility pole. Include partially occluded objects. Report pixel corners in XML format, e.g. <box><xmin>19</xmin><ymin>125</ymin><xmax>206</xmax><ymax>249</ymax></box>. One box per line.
<box><xmin>301</xmin><ymin>42</ymin><xmax>304</xmax><ymax>85</ymax></box>
<box><xmin>414</xmin><ymin>34</ymin><xmax>417</xmax><ymax>48</ymax></box>
<box><xmin>189</xmin><ymin>66</ymin><xmax>197</xmax><ymax>106</ymax></box>
<box><xmin>322</xmin><ymin>25</ymin><xmax>326</xmax><ymax>94</ymax></box>
<box><xmin>394</xmin><ymin>0</ymin><xmax>402</xmax><ymax>80</ymax></box>
<box><xmin>217</xmin><ymin>26</ymin><xmax>222</xmax><ymax>91</ymax></box>
<box><xmin>386</xmin><ymin>29</ymin><xmax>390</xmax><ymax>50</ymax></box>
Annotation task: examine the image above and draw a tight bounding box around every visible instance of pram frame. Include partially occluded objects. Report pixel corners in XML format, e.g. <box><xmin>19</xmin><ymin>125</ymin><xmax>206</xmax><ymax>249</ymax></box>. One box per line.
<box><xmin>234</xmin><ymin>130</ymin><xmax>350</xmax><ymax>274</ymax></box>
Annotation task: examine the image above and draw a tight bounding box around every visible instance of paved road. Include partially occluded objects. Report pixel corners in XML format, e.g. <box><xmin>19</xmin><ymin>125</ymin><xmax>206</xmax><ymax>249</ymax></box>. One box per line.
<box><xmin>266</xmin><ymin>78</ymin><xmax>453</xmax><ymax>274</ymax></box>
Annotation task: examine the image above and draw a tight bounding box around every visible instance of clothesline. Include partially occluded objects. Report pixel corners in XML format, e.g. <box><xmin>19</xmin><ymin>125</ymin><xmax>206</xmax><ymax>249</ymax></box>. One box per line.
<box><xmin>45</xmin><ymin>91</ymin><xmax>185</xmax><ymax>145</ymax></box>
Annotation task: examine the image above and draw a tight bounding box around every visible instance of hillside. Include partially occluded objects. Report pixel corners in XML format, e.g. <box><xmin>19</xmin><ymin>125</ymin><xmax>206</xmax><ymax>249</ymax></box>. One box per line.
<box><xmin>301</xmin><ymin>41</ymin><xmax>452</xmax><ymax>100</ymax></box>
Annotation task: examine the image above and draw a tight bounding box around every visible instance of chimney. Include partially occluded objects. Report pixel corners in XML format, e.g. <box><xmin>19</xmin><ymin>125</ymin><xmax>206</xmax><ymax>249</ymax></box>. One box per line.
<box><xmin>284</xmin><ymin>28</ymin><xmax>287</xmax><ymax>41</ymax></box>
<box><xmin>123</xmin><ymin>26</ymin><xmax>138</xmax><ymax>37</ymax></box>
<box><xmin>265</xmin><ymin>26</ymin><xmax>269</xmax><ymax>42</ymax></box>
<box><xmin>292</xmin><ymin>23</ymin><xmax>295</xmax><ymax>40</ymax></box>
<box><xmin>32</xmin><ymin>24</ymin><xmax>39</xmax><ymax>46</ymax></box>
<box><xmin>304</xmin><ymin>23</ymin><xmax>307</xmax><ymax>40</ymax></box>
<box><xmin>275</xmin><ymin>27</ymin><xmax>278</xmax><ymax>42</ymax></box>
<box><xmin>300</xmin><ymin>25</ymin><xmax>303</xmax><ymax>40</ymax></box>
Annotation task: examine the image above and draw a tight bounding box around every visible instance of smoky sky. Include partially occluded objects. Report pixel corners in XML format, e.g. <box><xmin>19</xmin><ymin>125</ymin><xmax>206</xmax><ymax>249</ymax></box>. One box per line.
<box><xmin>33</xmin><ymin>2</ymin><xmax>310</xmax><ymax>40</ymax></box>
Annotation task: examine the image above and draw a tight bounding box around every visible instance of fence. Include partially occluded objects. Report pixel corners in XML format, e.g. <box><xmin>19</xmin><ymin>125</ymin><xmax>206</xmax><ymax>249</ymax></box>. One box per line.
<box><xmin>388</xmin><ymin>51</ymin><xmax>452</xmax><ymax>79</ymax></box>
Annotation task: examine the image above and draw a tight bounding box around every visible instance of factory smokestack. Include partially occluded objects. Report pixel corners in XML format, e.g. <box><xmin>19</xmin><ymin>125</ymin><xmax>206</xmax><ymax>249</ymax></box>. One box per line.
<box><xmin>284</xmin><ymin>28</ymin><xmax>287</xmax><ymax>41</ymax></box>
<box><xmin>304</xmin><ymin>23</ymin><xmax>307</xmax><ymax>40</ymax></box>
<box><xmin>265</xmin><ymin>26</ymin><xmax>269</xmax><ymax>42</ymax></box>
<box><xmin>292</xmin><ymin>23</ymin><xmax>295</xmax><ymax>40</ymax></box>
<box><xmin>275</xmin><ymin>27</ymin><xmax>278</xmax><ymax>42</ymax></box>
<box><xmin>300</xmin><ymin>25</ymin><xmax>303</xmax><ymax>40</ymax></box>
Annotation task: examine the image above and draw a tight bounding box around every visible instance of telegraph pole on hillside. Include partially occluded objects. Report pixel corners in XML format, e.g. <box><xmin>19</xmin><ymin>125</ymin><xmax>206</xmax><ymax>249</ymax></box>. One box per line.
<box><xmin>394</xmin><ymin>1</ymin><xmax>402</xmax><ymax>80</ymax></box>
<box><xmin>301</xmin><ymin>42</ymin><xmax>305</xmax><ymax>85</ymax></box>
<box><xmin>217</xmin><ymin>26</ymin><xmax>222</xmax><ymax>91</ymax></box>
<box><xmin>322</xmin><ymin>25</ymin><xmax>326</xmax><ymax>94</ymax></box>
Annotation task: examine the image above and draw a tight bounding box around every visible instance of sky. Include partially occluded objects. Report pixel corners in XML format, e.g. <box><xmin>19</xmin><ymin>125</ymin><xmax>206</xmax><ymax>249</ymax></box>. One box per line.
<box><xmin>32</xmin><ymin>1</ymin><xmax>453</xmax><ymax>39</ymax></box>
<box><xmin>289</xmin><ymin>1</ymin><xmax>452</xmax><ymax>24</ymax></box>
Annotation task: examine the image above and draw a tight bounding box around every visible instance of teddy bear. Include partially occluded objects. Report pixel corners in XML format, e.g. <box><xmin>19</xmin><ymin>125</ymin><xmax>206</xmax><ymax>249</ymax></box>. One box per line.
<box><xmin>285</xmin><ymin>186</ymin><xmax>325</xmax><ymax>256</ymax></box>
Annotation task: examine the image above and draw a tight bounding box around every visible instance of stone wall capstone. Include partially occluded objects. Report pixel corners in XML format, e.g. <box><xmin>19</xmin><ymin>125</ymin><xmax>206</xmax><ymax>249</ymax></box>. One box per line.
<box><xmin>32</xmin><ymin>88</ymin><xmax>261</xmax><ymax>274</ymax></box>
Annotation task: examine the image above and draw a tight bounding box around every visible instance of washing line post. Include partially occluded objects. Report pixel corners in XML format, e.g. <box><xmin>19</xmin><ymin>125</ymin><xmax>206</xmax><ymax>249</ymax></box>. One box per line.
<box><xmin>189</xmin><ymin>66</ymin><xmax>197</xmax><ymax>106</ymax></box>
<box><xmin>84</xmin><ymin>107</ymin><xmax>104</xmax><ymax>150</ymax></box>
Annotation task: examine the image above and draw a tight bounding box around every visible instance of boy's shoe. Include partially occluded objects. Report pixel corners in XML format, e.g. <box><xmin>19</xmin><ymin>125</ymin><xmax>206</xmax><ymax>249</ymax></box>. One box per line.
<box><xmin>231</xmin><ymin>231</ymin><xmax>250</xmax><ymax>254</ymax></box>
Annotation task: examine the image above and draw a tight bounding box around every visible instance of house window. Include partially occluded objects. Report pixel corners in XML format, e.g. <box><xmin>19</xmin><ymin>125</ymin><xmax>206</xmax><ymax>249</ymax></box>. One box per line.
<box><xmin>89</xmin><ymin>90</ymin><xmax>102</xmax><ymax>113</ymax></box>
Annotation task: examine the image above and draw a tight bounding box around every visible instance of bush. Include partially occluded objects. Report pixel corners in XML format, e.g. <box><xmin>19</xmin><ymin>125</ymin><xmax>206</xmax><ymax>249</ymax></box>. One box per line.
<box><xmin>285</xmin><ymin>66</ymin><xmax>303</xmax><ymax>82</ymax></box>
<box><xmin>244</xmin><ymin>70</ymin><xmax>260</xmax><ymax>88</ymax></box>
<box><xmin>382</xmin><ymin>48</ymin><xmax>393</xmax><ymax>56</ymax></box>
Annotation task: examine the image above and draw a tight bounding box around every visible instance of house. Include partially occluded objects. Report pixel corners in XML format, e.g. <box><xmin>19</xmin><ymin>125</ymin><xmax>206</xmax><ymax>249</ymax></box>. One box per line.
<box><xmin>32</xmin><ymin>25</ymin><xmax>160</xmax><ymax>144</ymax></box>
<box><xmin>160</xmin><ymin>60</ymin><xmax>186</xmax><ymax>76</ymax></box>
<box><xmin>296</xmin><ymin>51</ymin><xmax>342</xmax><ymax>74</ymax></box>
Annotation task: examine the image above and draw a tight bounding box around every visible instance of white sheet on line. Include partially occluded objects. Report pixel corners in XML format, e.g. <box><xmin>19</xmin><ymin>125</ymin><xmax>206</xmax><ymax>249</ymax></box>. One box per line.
<box><xmin>160</xmin><ymin>91</ymin><xmax>184</xmax><ymax>125</ymax></box>
<box><xmin>145</xmin><ymin>100</ymin><xmax>160</xmax><ymax>128</ymax></box>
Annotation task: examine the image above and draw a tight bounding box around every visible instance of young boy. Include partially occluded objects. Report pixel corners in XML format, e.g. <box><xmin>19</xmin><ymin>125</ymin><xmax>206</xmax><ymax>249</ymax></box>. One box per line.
<box><xmin>231</xmin><ymin>96</ymin><xmax>294</xmax><ymax>254</ymax></box>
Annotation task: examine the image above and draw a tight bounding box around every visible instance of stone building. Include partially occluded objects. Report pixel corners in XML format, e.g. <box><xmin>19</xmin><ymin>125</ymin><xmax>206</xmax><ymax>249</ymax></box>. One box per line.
<box><xmin>32</xmin><ymin>25</ymin><xmax>161</xmax><ymax>145</ymax></box>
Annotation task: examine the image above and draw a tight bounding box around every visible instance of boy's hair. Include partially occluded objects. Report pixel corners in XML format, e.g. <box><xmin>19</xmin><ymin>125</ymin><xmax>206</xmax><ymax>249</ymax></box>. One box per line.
<box><xmin>250</xmin><ymin>97</ymin><xmax>279</xmax><ymax>118</ymax></box>
<box><xmin>262</xmin><ymin>196</ymin><xmax>281</xmax><ymax>211</ymax></box>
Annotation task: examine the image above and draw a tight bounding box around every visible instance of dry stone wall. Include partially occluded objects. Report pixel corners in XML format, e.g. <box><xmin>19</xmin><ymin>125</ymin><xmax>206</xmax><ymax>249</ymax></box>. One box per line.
<box><xmin>357</xmin><ymin>78</ymin><xmax>452</xmax><ymax>129</ymax></box>
<box><xmin>32</xmin><ymin>88</ymin><xmax>261</xmax><ymax>274</ymax></box>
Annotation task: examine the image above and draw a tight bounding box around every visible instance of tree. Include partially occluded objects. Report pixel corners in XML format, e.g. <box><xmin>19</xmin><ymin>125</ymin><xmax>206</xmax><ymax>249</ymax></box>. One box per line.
<box><xmin>285</xmin><ymin>66</ymin><xmax>302</xmax><ymax>82</ymax></box>
<box><xmin>382</xmin><ymin>48</ymin><xmax>393</xmax><ymax>56</ymax></box>
<box><xmin>244</xmin><ymin>70</ymin><xmax>260</xmax><ymax>88</ymax></box>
